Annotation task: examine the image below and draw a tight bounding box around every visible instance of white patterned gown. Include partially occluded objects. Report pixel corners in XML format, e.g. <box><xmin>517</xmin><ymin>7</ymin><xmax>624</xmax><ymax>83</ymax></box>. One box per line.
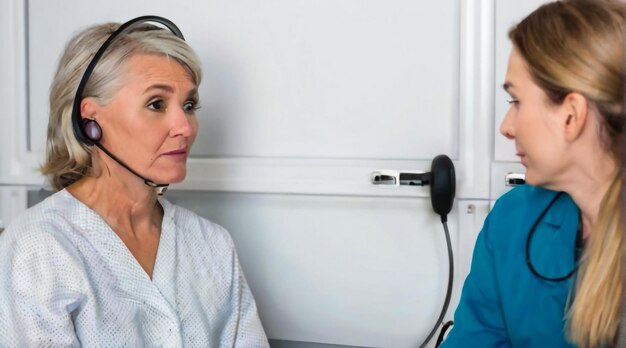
<box><xmin>0</xmin><ymin>189</ymin><xmax>269</xmax><ymax>347</ymax></box>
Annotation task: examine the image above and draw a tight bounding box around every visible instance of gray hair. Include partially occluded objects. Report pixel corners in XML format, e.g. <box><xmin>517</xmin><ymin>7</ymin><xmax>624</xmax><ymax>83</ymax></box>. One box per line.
<box><xmin>42</xmin><ymin>21</ymin><xmax>202</xmax><ymax>190</ymax></box>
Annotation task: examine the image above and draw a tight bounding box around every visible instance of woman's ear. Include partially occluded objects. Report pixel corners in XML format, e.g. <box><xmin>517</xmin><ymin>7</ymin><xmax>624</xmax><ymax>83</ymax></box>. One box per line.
<box><xmin>562</xmin><ymin>92</ymin><xmax>589</xmax><ymax>142</ymax></box>
<box><xmin>80</xmin><ymin>97</ymin><xmax>98</xmax><ymax>120</ymax></box>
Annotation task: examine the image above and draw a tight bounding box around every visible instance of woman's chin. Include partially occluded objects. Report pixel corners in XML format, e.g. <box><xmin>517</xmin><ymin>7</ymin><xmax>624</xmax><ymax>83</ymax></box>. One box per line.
<box><xmin>523</xmin><ymin>172</ymin><xmax>548</xmax><ymax>188</ymax></box>
<box><xmin>152</xmin><ymin>170</ymin><xmax>187</xmax><ymax>185</ymax></box>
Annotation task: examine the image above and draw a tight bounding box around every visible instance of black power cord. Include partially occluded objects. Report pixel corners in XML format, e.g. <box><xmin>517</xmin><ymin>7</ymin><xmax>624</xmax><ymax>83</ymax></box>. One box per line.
<box><xmin>419</xmin><ymin>221</ymin><xmax>454</xmax><ymax>348</ymax></box>
<box><xmin>436</xmin><ymin>320</ymin><xmax>455</xmax><ymax>347</ymax></box>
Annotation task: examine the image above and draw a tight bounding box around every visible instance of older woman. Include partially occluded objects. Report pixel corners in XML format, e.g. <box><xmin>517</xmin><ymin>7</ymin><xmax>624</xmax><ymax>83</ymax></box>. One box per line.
<box><xmin>441</xmin><ymin>0</ymin><xmax>625</xmax><ymax>347</ymax></box>
<box><xmin>0</xmin><ymin>17</ymin><xmax>269</xmax><ymax>347</ymax></box>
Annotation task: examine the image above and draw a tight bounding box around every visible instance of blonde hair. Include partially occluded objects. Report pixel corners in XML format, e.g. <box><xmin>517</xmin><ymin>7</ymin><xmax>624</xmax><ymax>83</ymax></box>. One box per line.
<box><xmin>42</xmin><ymin>21</ymin><xmax>202</xmax><ymax>190</ymax></box>
<box><xmin>509</xmin><ymin>0</ymin><xmax>626</xmax><ymax>346</ymax></box>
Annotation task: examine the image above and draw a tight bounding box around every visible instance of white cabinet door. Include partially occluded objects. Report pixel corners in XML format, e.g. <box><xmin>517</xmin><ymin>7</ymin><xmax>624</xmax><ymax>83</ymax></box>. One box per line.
<box><xmin>0</xmin><ymin>1</ymin><xmax>43</xmax><ymax>185</ymax></box>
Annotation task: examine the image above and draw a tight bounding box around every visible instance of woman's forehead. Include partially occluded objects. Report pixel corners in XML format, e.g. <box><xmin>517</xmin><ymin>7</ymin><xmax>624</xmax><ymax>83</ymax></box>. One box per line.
<box><xmin>121</xmin><ymin>54</ymin><xmax>196</xmax><ymax>89</ymax></box>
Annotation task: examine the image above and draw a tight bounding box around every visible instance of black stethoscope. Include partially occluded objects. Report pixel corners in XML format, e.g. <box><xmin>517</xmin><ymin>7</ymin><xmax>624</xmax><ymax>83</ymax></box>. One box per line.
<box><xmin>525</xmin><ymin>192</ymin><xmax>584</xmax><ymax>282</ymax></box>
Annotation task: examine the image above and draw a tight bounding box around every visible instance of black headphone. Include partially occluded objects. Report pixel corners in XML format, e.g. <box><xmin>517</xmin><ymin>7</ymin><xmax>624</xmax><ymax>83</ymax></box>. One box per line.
<box><xmin>70</xmin><ymin>16</ymin><xmax>186</xmax><ymax>194</ymax></box>
<box><xmin>525</xmin><ymin>191</ymin><xmax>583</xmax><ymax>281</ymax></box>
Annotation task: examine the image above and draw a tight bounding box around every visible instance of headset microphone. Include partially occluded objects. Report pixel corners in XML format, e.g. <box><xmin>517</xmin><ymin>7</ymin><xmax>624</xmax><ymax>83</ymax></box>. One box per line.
<box><xmin>71</xmin><ymin>16</ymin><xmax>186</xmax><ymax>195</ymax></box>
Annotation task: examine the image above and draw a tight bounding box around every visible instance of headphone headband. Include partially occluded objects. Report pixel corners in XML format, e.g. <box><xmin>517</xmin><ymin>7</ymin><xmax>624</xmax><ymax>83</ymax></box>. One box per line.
<box><xmin>71</xmin><ymin>16</ymin><xmax>185</xmax><ymax>145</ymax></box>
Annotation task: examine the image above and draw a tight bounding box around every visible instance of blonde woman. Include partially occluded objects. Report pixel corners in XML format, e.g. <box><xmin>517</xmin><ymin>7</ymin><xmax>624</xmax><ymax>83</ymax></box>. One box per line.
<box><xmin>0</xmin><ymin>17</ymin><xmax>269</xmax><ymax>346</ymax></box>
<box><xmin>441</xmin><ymin>0</ymin><xmax>625</xmax><ymax>347</ymax></box>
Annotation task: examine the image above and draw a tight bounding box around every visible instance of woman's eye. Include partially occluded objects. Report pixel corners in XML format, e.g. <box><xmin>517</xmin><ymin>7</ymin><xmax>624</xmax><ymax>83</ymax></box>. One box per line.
<box><xmin>148</xmin><ymin>100</ymin><xmax>165</xmax><ymax>111</ymax></box>
<box><xmin>507</xmin><ymin>98</ymin><xmax>519</xmax><ymax>105</ymax></box>
<box><xmin>183</xmin><ymin>101</ymin><xmax>199</xmax><ymax>113</ymax></box>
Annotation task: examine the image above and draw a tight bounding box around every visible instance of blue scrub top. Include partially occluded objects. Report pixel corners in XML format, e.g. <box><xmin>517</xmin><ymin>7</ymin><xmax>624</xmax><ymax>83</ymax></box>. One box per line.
<box><xmin>441</xmin><ymin>185</ymin><xmax>579</xmax><ymax>348</ymax></box>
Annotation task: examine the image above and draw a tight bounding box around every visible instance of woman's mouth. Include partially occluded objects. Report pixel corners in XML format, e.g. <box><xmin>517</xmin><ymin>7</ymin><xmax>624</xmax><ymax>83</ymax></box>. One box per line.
<box><xmin>162</xmin><ymin>148</ymin><xmax>188</xmax><ymax>160</ymax></box>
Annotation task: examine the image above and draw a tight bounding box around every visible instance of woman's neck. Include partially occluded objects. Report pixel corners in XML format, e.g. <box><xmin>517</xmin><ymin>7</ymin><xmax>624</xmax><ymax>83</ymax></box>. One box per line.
<box><xmin>67</xmin><ymin>171</ymin><xmax>163</xmax><ymax>239</ymax></box>
<box><xmin>559</xmin><ymin>156</ymin><xmax>617</xmax><ymax>240</ymax></box>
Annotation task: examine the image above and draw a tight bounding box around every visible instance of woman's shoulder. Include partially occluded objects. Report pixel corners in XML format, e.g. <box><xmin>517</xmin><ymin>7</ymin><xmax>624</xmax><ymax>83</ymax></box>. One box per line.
<box><xmin>490</xmin><ymin>184</ymin><xmax>574</xmax><ymax>221</ymax></box>
<box><xmin>484</xmin><ymin>184</ymin><xmax>577</xmax><ymax>244</ymax></box>
<box><xmin>0</xmin><ymin>191</ymin><xmax>86</xmax><ymax>280</ymax></box>
<box><xmin>1</xmin><ymin>190</ymin><xmax>75</xmax><ymax>242</ymax></box>
<box><xmin>495</xmin><ymin>183</ymin><xmax>559</xmax><ymax>205</ymax></box>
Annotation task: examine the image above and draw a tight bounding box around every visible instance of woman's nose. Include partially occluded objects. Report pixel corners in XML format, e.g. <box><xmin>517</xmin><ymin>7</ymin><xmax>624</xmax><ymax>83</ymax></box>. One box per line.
<box><xmin>500</xmin><ymin>108</ymin><xmax>515</xmax><ymax>140</ymax></box>
<box><xmin>170</xmin><ymin>107</ymin><xmax>195</xmax><ymax>137</ymax></box>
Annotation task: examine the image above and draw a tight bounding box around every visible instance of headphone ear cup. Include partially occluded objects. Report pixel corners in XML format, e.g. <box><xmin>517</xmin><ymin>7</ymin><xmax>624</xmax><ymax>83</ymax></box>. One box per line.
<box><xmin>430</xmin><ymin>154</ymin><xmax>456</xmax><ymax>221</ymax></box>
<box><xmin>82</xmin><ymin>119</ymin><xmax>102</xmax><ymax>142</ymax></box>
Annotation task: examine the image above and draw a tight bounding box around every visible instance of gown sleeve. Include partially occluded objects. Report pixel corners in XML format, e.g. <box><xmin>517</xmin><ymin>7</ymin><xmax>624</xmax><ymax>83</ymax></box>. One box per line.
<box><xmin>0</xmin><ymin>227</ymin><xmax>83</xmax><ymax>347</ymax></box>
<box><xmin>209</xmin><ymin>223</ymin><xmax>269</xmax><ymax>348</ymax></box>
<box><xmin>231</xmin><ymin>259</ymin><xmax>270</xmax><ymax>347</ymax></box>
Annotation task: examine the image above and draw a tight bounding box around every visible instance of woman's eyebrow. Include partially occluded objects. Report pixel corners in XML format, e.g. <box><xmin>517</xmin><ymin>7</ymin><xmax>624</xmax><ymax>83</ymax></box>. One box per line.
<box><xmin>502</xmin><ymin>82</ymin><xmax>514</xmax><ymax>92</ymax></box>
<box><xmin>143</xmin><ymin>84</ymin><xmax>175</xmax><ymax>95</ymax></box>
<box><xmin>187</xmin><ymin>87</ymin><xmax>199</xmax><ymax>99</ymax></box>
